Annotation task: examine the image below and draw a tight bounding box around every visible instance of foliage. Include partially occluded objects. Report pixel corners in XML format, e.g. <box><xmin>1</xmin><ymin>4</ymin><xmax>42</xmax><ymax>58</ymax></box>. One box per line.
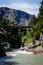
<box><xmin>33</xmin><ymin>31</ymin><xmax>40</xmax><ymax>40</ymax></box>
<box><xmin>0</xmin><ymin>17</ymin><xmax>10</xmax><ymax>25</ymax></box>
<box><xmin>29</xmin><ymin>15</ymin><xmax>37</xmax><ymax>26</ymax></box>
<box><xmin>38</xmin><ymin>0</ymin><xmax>43</xmax><ymax>21</ymax></box>
<box><xmin>21</xmin><ymin>36</ymin><xmax>27</xmax><ymax>43</ymax></box>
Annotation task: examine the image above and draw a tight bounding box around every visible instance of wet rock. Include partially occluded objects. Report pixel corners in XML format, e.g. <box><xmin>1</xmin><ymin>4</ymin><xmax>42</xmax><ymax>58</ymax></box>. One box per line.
<box><xmin>0</xmin><ymin>43</ymin><xmax>6</xmax><ymax>57</ymax></box>
<box><xmin>0</xmin><ymin>50</ymin><xmax>6</xmax><ymax>57</ymax></box>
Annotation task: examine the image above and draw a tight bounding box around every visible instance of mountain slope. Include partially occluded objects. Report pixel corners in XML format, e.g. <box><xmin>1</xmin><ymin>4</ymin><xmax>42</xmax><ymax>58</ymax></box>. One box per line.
<box><xmin>0</xmin><ymin>7</ymin><xmax>32</xmax><ymax>26</ymax></box>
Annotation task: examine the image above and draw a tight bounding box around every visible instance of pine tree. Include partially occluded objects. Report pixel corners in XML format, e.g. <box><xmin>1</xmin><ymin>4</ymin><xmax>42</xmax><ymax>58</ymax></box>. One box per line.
<box><xmin>29</xmin><ymin>15</ymin><xmax>37</xmax><ymax>26</ymax></box>
<box><xmin>38</xmin><ymin>0</ymin><xmax>43</xmax><ymax>21</ymax></box>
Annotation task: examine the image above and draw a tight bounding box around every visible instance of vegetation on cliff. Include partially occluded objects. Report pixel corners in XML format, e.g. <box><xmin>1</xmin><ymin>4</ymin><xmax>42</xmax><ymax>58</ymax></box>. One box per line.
<box><xmin>21</xmin><ymin>0</ymin><xmax>43</xmax><ymax>46</ymax></box>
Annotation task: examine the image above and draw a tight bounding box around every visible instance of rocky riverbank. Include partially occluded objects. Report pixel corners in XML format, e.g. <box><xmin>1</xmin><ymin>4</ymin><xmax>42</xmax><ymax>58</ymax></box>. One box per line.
<box><xmin>20</xmin><ymin>40</ymin><xmax>43</xmax><ymax>53</ymax></box>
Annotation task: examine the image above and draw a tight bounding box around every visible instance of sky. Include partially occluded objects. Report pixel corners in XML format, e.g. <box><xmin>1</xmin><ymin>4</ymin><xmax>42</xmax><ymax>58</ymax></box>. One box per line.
<box><xmin>0</xmin><ymin>0</ymin><xmax>41</xmax><ymax>16</ymax></box>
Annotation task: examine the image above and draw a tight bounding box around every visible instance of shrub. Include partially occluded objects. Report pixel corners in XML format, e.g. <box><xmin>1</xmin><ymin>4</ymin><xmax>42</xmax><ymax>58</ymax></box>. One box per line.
<box><xmin>31</xmin><ymin>38</ymin><xmax>35</xmax><ymax>45</ymax></box>
<box><xmin>33</xmin><ymin>31</ymin><xmax>40</xmax><ymax>40</ymax></box>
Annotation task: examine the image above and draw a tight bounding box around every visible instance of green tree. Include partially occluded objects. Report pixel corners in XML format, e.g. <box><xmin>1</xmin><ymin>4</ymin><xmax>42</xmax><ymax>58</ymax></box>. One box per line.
<box><xmin>38</xmin><ymin>0</ymin><xmax>43</xmax><ymax>21</ymax></box>
<box><xmin>29</xmin><ymin>15</ymin><xmax>37</xmax><ymax>26</ymax></box>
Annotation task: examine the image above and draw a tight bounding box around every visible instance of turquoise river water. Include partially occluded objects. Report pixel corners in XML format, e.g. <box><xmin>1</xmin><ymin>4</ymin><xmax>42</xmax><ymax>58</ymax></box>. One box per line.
<box><xmin>0</xmin><ymin>49</ymin><xmax>43</xmax><ymax>65</ymax></box>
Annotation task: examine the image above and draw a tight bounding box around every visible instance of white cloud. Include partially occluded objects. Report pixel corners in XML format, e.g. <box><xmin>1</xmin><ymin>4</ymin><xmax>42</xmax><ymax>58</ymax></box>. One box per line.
<box><xmin>10</xmin><ymin>2</ymin><xmax>39</xmax><ymax>9</ymax></box>
<box><xmin>0</xmin><ymin>2</ymin><xmax>40</xmax><ymax>16</ymax></box>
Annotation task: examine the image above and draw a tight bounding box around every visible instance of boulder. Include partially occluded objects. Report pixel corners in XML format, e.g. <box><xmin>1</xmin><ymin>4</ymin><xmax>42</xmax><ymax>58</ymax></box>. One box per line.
<box><xmin>0</xmin><ymin>50</ymin><xmax>6</xmax><ymax>57</ymax></box>
<box><xmin>0</xmin><ymin>43</ymin><xmax>6</xmax><ymax>57</ymax></box>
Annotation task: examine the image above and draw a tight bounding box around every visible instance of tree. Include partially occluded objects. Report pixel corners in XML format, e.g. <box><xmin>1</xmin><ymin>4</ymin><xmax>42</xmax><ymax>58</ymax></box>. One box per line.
<box><xmin>29</xmin><ymin>15</ymin><xmax>37</xmax><ymax>26</ymax></box>
<box><xmin>37</xmin><ymin>0</ymin><xmax>43</xmax><ymax>47</ymax></box>
<box><xmin>38</xmin><ymin>0</ymin><xmax>43</xmax><ymax>21</ymax></box>
<box><xmin>37</xmin><ymin>0</ymin><xmax>43</xmax><ymax>33</ymax></box>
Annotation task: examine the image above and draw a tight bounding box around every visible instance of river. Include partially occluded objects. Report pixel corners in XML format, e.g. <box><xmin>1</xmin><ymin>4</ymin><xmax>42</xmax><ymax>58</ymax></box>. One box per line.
<box><xmin>0</xmin><ymin>49</ymin><xmax>43</xmax><ymax>65</ymax></box>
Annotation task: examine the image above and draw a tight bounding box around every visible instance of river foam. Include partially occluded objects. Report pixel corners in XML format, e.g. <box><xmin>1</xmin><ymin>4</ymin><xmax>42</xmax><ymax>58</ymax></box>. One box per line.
<box><xmin>12</xmin><ymin>49</ymin><xmax>33</xmax><ymax>54</ymax></box>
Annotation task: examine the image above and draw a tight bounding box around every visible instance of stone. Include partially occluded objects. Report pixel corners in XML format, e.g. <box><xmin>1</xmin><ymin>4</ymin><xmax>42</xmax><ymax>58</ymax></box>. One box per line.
<box><xmin>0</xmin><ymin>43</ymin><xmax>6</xmax><ymax>57</ymax></box>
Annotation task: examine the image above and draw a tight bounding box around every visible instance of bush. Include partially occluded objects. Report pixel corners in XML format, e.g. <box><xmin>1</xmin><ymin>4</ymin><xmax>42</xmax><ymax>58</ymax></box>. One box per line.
<box><xmin>33</xmin><ymin>31</ymin><xmax>40</xmax><ymax>40</ymax></box>
<box><xmin>21</xmin><ymin>36</ymin><xmax>27</xmax><ymax>44</ymax></box>
<box><xmin>31</xmin><ymin>38</ymin><xmax>35</xmax><ymax>45</ymax></box>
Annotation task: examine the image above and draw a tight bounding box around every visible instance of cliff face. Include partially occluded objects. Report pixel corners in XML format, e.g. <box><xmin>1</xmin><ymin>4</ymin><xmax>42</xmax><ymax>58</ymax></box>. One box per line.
<box><xmin>0</xmin><ymin>7</ymin><xmax>32</xmax><ymax>26</ymax></box>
